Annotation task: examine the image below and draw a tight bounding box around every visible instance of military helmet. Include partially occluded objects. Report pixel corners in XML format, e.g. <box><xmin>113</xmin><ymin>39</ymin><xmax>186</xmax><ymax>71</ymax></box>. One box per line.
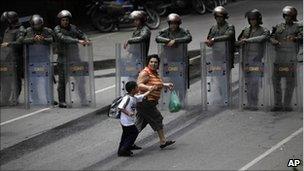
<box><xmin>213</xmin><ymin>6</ymin><xmax>228</xmax><ymax>19</ymax></box>
<box><xmin>30</xmin><ymin>14</ymin><xmax>44</xmax><ymax>29</ymax></box>
<box><xmin>130</xmin><ymin>10</ymin><xmax>147</xmax><ymax>23</ymax></box>
<box><xmin>6</xmin><ymin>11</ymin><xmax>19</xmax><ymax>24</ymax></box>
<box><xmin>245</xmin><ymin>9</ymin><xmax>263</xmax><ymax>25</ymax></box>
<box><xmin>1</xmin><ymin>11</ymin><xmax>8</xmax><ymax>23</ymax></box>
<box><xmin>57</xmin><ymin>10</ymin><xmax>72</xmax><ymax>19</ymax></box>
<box><xmin>282</xmin><ymin>6</ymin><xmax>297</xmax><ymax>21</ymax></box>
<box><xmin>167</xmin><ymin>13</ymin><xmax>182</xmax><ymax>25</ymax></box>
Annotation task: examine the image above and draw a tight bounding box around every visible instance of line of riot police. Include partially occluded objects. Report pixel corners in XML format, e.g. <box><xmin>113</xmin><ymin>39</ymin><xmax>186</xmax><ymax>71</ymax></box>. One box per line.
<box><xmin>204</xmin><ymin>5</ymin><xmax>302</xmax><ymax>112</ymax></box>
<box><xmin>0</xmin><ymin>10</ymin><xmax>96</xmax><ymax>108</ymax></box>
<box><xmin>118</xmin><ymin>6</ymin><xmax>302</xmax><ymax>113</ymax></box>
<box><xmin>1</xmin><ymin>5</ymin><xmax>302</xmax><ymax>113</ymax></box>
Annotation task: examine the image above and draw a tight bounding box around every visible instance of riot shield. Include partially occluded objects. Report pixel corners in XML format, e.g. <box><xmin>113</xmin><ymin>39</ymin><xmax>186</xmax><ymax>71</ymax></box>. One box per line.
<box><xmin>64</xmin><ymin>43</ymin><xmax>95</xmax><ymax>108</ymax></box>
<box><xmin>201</xmin><ymin>41</ymin><xmax>231</xmax><ymax>110</ymax></box>
<box><xmin>115</xmin><ymin>43</ymin><xmax>146</xmax><ymax>97</ymax></box>
<box><xmin>239</xmin><ymin>42</ymin><xmax>268</xmax><ymax>111</ymax></box>
<box><xmin>24</xmin><ymin>44</ymin><xmax>53</xmax><ymax>108</ymax></box>
<box><xmin>267</xmin><ymin>41</ymin><xmax>302</xmax><ymax>111</ymax></box>
<box><xmin>158</xmin><ymin>44</ymin><xmax>188</xmax><ymax>110</ymax></box>
<box><xmin>0</xmin><ymin>46</ymin><xmax>18</xmax><ymax>106</ymax></box>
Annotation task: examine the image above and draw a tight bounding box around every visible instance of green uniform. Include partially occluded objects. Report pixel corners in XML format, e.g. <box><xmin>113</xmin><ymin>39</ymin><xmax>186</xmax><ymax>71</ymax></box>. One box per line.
<box><xmin>207</xmin><ymin>21</ymin><xmax>235</xmax><ymax>69</ymax></box>
<box><xmin>156</xmin><ymin>26</ymin><xmax>192</xmax><ymax>91</ymax></box>
<box><xmin>127</xmin><ymin>25</ymin><xmax>151</xmax><ymax>57</ymax></box>
<box><xmin>54</xmin><ymin>24</ymin><xmax>88</xmax><ymax>103</ymax></box>
<box><xmin>1</xmin><ymin>23</ymin><xmax>26</xmax><ymax>101</ymax></box>
<box><xmin>238</xmin><ymin>26</ymin><xmax>270</xmax><ymax>107</ymax></box>
<box><xmin>23</xmin><ymin>27</ymin><xmax>53</xmax><ymax>44</ymax></box>
<box><xmin>270</xmin><ymin>22</ymin><xmax>302</xmax><ymax>108</ymax></box>
<box><xmin>155</xmin><ymin>27</ymin><xmax>192</xmax><ymax>44</ymax></box>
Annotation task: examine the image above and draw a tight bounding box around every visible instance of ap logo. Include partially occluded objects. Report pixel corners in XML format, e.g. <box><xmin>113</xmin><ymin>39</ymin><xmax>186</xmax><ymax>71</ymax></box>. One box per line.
<box><xmin>287</xmin><ymin>159</ymin><xmax>301</xmax><ymax>167</ymax></box>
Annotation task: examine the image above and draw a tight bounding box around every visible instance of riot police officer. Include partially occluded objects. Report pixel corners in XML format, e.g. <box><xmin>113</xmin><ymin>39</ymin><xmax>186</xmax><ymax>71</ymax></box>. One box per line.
<box><xmin>155</xmin><ymin>13</ymin><xmax>192</xmax><ymax>98</ymax></box>
<box><xmin>237</xmin><ymin>9</ymin><xmax>270</xmax><ymax>111</ymax></box>
<box><xmin>23</xmin><ymin>15</ymin><xmax>53</xmax><ymax>44</ymax></box>
<box><xmin>205</xmin><ymin>6</ymin><xmax>235</xmax><ymax>69</ymax></box>
<box><xmin>270</xmin><ymin>6</ymin><xmax>302</xmax><ymax>112</ymax></box>
<box><xmin>155</xmin><ymin>13</ymin><xmax>192</xmax><ymax>46</ymax></box>
<box><xmin>23</xmin><ymin>15</ymin><xmax>56</xmax><ymax>106</ymax></box>
<box><xmin>124</xmin><ymin>10</ymin><xmax>151</xmax><ymax>57</ymax></box>
<box><xmin>54</xmin><ymin>10</ymin><xmax>90</xmax><ymax>108</ymax></box>
<box><xmin>1</xmin><ymin>11</ymin><xmax>26</xmax><ymax>104</ymax></box>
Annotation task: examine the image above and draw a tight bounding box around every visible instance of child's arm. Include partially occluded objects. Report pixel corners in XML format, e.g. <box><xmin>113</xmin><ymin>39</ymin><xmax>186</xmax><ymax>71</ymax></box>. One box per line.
<box><xmin>119</xmin><ymin>108</ymin><xmax>134</xmax><ymax>116</ymax></box>
<box><xmin>142</xmin><ymin>90</ymin><xmax>152</xmax><ymax>97</ymax></box>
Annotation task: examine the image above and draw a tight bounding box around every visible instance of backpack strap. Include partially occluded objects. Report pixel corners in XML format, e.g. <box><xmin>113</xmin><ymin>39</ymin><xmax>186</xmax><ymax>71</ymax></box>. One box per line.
<box><xmin>122</xmin><ymin>95</ymin><xmax>131</xmax><ymax>109</ymax></box>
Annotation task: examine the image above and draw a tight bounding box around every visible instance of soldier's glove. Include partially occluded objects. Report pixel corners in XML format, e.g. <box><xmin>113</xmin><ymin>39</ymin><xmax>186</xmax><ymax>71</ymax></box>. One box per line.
<box><xmin>1</xmin><ymin>42</ymin><xmax>9</xmax><ymax>47</ymax></box>
<box><xmin>270</xmin><ymin>38</ymin><xmax>280</xmax><ymax>46</ymax></box>
<box><xmin>166</xmin><ymin>40</ymin><xmax>176</xmax><ymax>47</ymax></box>
<box><xmin>286</xmin><ymin>35</ymin><xmax>296</xmax><ymax>42</ymax></box>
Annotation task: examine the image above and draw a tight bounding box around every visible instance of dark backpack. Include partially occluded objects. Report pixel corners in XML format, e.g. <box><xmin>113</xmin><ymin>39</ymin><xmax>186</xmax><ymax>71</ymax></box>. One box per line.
<box><xmin>108</xmin><ymin>95</ymin><xmax>130</xmax><ymax>119</ymax></box>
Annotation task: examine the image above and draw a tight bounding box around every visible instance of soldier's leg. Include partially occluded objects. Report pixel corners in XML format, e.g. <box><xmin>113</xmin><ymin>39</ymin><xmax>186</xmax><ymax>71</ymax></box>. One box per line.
<box><xmin>284</xmin><ymin>76</ymin><xmax>296</xmax><ymax>108</ymax></box>
<box><xmin>77</xmin><ymin>76</ymin><xmax>88</xmax><ymax>104</ymax></box>
<box><xmin>245</xmin><ymin>77</ymin><xmax>252</xmax><ymax>107</ymax></box>
<box><xmin>272</xmin><ymin>72</ymin><xmax>283</xmax><ymax>107</ymax></box>
<box><xmin>57</xmin><ymin>63</ymin><xmax>66</xmax><ymax>104</ymax></box>
<box><xmin>251</xmin><ymin>77</ymin><xmax>260</xmax><ymax>107</ymax></box>
<box><xmin>0</xmin><ymin>77</ymin><xmax>12</xmax><ymax>105</ymax></box>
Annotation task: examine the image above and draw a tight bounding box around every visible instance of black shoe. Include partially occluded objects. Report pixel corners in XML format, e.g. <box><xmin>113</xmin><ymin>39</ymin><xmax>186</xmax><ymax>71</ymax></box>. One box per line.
<box><xmin>243</xmin><ymin>106</ymin><xmax>251</xmax><ymax>110</ymax></box>
<box><xmin>284</xmin><ymin>107</ymin><xmax>293</xmax><ymax>112</ymax></box>
<box><xmin>160</xmin><ymin>140</ymin><xmax>175</xmax><ymax>149</ymax></box>
<box><xmin>118</xmin><ymin>150</ymin><xmax>132</xmax><ymax>157</ymax></box>
<box><xmin>270</xmin><ymin>106</ymin><xmax>283</xmax><ymax>112</ymax></box>
<box><xmin>130</xmin><ymin>144</ymin><xmax>142</xmax><ymax>150</ymax></box>
<box><xmin>249</xmin><ymin>107</ymin><xmax>259</xmax><ymax>111</ymax></box>
<box><xmin>59</xmin><ymin>102</ymin><xmax>67</xmax><ymax>108</ymax></box>
<box><xmin>53</xmin><ymin>101</ymin><xmax>58</xmax><ymax>105</ymax></box>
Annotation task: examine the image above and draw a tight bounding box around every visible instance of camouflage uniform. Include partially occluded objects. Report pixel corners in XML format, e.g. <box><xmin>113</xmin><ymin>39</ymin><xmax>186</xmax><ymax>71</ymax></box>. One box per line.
<box><xmin>270</xmin><ymin>22</ymin><xmax>302</xmax><ymax>108</ymax></box>
<box><xmin>238</xmin><ymin>26</ymin><xmax>270</xmax><ymax>108</ymax></box>
<box><xmin>54</xmin><ymin>24</ymin><xmax>88</xmax><ymax>104</ymax></box>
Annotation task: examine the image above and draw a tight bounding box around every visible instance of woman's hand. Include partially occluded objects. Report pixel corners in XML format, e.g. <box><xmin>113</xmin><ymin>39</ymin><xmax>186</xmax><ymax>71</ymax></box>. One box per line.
<box><xmin>163</xmin><ymin>83</ymin><xmax>174</xmax><ymax>91</ymax></box>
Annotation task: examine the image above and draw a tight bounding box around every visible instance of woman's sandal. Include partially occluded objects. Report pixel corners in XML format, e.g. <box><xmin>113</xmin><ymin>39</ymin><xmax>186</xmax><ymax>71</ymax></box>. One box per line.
<box><xmin>160</xmin><ymin>140</ymin><xmax>175</xmax><ymax>149</ymax></box>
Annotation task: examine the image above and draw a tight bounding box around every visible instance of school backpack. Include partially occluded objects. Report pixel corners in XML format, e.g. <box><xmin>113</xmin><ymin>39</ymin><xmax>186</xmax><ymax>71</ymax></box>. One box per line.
<box><xmin>108</xmin><ymin>95</ymin><xmax>130</xmax><ymax>119</ymax></box>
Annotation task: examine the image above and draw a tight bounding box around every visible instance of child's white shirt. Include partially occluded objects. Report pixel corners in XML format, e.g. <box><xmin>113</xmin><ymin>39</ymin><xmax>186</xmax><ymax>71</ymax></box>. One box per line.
<box><xmin>118</xmin><ymin>94</ymin><xmax>145</xmax><ymax>126</ymax></box>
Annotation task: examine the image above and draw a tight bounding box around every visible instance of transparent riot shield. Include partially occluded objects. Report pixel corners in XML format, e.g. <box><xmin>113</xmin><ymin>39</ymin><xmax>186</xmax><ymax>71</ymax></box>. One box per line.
<box><xmin>239</xmin><ymin>42</ymin><xmax>268</xmax><ymax>111</ymax></box>
<box><xmin>158</xmin><ymin>44</ymin><xmax>188</xmax><ymax>110</ymax></box>
<box><xmin>0</xmin><ymin>46</ymin><xmax>18</xmax><ymax>106</ymax></box>
<box><xmin>201</xmin><ymin>41</ymin><xmax>231</xmax><ymax>110</ymax></box>
<box><xmin>267</xmin><ymin>41</ymin><xmax>302</xmax><ymax>111</ymax></box>
<box><xmin>115</xmin><ymin>43</ymin><xmax>146</xmax><ymax>97</ymax></box>
<box><xmin>64</xmin><ymin>44</ymin><xmax>96</xmax><ymax>108</ymax></box>
<box><xmin>24</xmin><ymin>44</ymin><xmax>53</xmax><ymax>108</ymax></box>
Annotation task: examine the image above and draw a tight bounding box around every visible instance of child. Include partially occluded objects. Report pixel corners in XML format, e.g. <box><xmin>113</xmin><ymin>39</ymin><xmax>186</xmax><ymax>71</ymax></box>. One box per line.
<box><xmin>117</xmin><ymin>81</ymin><xmax>155</xmax><ymax>157</ymax></box>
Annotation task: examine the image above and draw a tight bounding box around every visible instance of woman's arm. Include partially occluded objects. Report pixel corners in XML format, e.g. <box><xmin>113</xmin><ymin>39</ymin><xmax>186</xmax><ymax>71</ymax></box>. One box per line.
<box><xmin>137</xmin><ymin>71</ymin><xmax>152</xmax><ymax>91</ymax></box>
